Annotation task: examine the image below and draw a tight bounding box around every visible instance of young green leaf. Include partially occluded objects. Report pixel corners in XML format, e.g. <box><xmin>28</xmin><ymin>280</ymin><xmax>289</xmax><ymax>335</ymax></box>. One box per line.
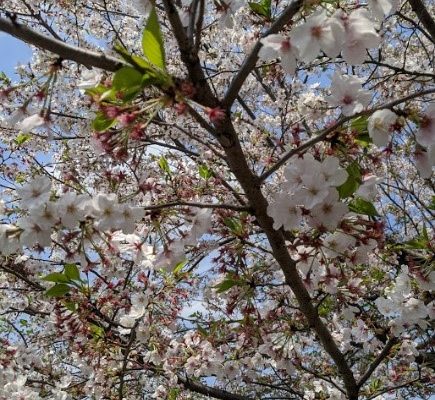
<box><xmin>42</xmin><ymin>272</ymin><xmax>69</xmax><ymax>283</ymax></box>
<box><xmin>92</xmin><ymin>112</ymin><xmax>116</xmax><ymax>132</ymax></box>
<box><xmin>45</xmin><ymin>284</ymin><xmax>71</xmax><ymax>297</ymax></box>
<box><xmin>64</xmin><ymin>264</ymin><xmax>81</xmax><ymax>281</ymax></box>
<box><xmin>224</xmin><ymin>217</ymin><xmax>243</xmax><ymax>236</ymax></box>
<box><xmin>158</xmin><ymin>156</ymin><xmax>171</xmax><ymax>175</ymax></box>
<box><xmin>214</xmin><ymin>279</ymin><xmax>238</xmax><ymax>293</ymax></box>
<box><xmin>348</xmin><ymin>197</ymin><xmax>379</xmax><ymax>216</ymax></box>
<box><xmin>142</xmin><ymin>7</ymin><xmax>166</xmax><ymax>70</ymax></box>
<box><xmin>15</xmin><ymin>133</ymin><xmax>32</xmax><ymax>146</ymax></box>
<box><xmin>249</xmin><ymin>0</ymin><xmax>272</xmax><ymax>18</ymax></box>
<box><xmin>338</xmin><ymin>162</ymin><xmax>361</xmax><ymax>199</ymax></box>
<box><xmin>173</xmin><ymin>259</ymin><xmax>187</xmax><ymax>274</ymax></box>
<box><xmin>112</xmin><ymin>67</ymin><xmax>143</xmax><ymax>90</ymax></box>
<box><xmin>199</xmin><ymin>164</ymin><xmax>213</xmax><ymax>180</ymax></box>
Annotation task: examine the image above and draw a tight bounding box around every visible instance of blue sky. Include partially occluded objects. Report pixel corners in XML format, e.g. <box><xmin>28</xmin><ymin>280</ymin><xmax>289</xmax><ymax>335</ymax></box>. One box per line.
<box><xmin>0</xmin><ymin>33</ymin><xmax>32</xmax><ymax>78</ymax></box>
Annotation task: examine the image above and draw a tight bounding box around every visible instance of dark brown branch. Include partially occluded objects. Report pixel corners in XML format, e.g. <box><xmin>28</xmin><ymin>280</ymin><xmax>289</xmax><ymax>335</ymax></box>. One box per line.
<box><xmin>204</xmin><ymin>115</ymin><xmax>359</xmax><ymax>399</ymax></box>
<box><xmin>160</xmin><ymin>0</ymin><xmax>217</xmax><ymax>107</ymax></box>
<box><xmin>178</xmin><ymin>376</ymin><xmax>254</xmax><ymax>400</ymax></box>
<box><xmin>407</xmin><ymin>0</ymin><xmax>435</xmax><ymax>43</ymax></box>
<box><xmin>0</xmin><ymin>16</ymin><xmax>125</xmax><ymax>71</ymax></box>
<box><xmin>222</xmin><ymin>0</ymin><xmax>303</xmax><ymax>108</ymax></box>
<box><xmin>357</xmin><ymin>336</ymin><xmax>399</xmax><ymax>388</ymax></box>
<box><xmin>144</xmin><ymin>201</ymin><xmax>250</xmax><ymax>212</ymax></box>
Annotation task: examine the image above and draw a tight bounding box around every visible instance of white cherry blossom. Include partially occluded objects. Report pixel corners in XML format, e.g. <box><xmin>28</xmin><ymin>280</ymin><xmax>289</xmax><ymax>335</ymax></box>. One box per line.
<box><xmin>57</xmin><ymin>192</ymin><xmax>90</xmax><ymax>229</ymax></box>
<box><xmin>28</xmin><ymin>201</ymin><xmax>58</xmax><ymax>229</ymax></box>
<box><xmin>356</xmin><ymin>174</ymin><xmax>383</xmax><ymax>201</ymax></box>
<box><xmin>322</xmin><ymin>231</ymin><xmax>356</xmax><ymax>258</ymax></box>
<box><xmin>0</xmin><ymin>224</ymin><xmax>20</xmax><ymax>255</ymax></box>
<box><xmin>77</xmin><ymin>69</ymin><xmax>102</xmax><ymax>90</ymax></box>
<box><xmin>368</xmin><ymin>109</ymin><xmax>397</xmax><ymax>147</ymax></box>
<box><xmin>90</xmin><ymin>193</ymin><xmax>123</xmax><ymax>231</ymax></box>
<box><xmin>335</xmin><ymin>9</ymin><xmax>381</xmax><ymax>64</ymax></box>
<box><xmin>17</xmin><ymin>113</ymin><xmax>45</xmax><ymax>132</ymax></box>
<box><xmin>416</xmin><ymin>103</ymin><xmax>435</xmax><ymax>148</ymax></box>
<box><xmin>259</xmin><ymin>34</ymin><xmax>298</xmax><ymax>74</ymax></box>
<box><xmin>327</xmin><ymin>72</ymin><xmax>371</xmax><ymax>116</ymax></box>
<box><xmin>368</xmin><ymin>0</ymin><xmax>397</xmax><ymax>20</ymax></box>
<box><xmin>414</xmin><ymin>146</ymin><xmax>435</xmax><ymax>178</ymax></box>
<box><xmin>309</xmin><ymin>189</ymin><xmax>348</xmax><ymax>231</ymax></box>
<box><xmin>17</xmin><ymin>217</ymin><xmax>52</xmax><ymax>248</ymax></box>
<box><xmin>321</xmin><ymin>156</ymin><xmax>348</xmax><ymax>186</ymax></box>
<box><xmin>294</xmin><ymin>173</ymin><xmax>330</xmax><ymax>209</ymax></box>
<box><xmin>16</xmin><ymin>176</ymin><xmax>52</xmax><ymax>209</ymax></box>
<box><xmin>291</xmin><ymin>10</ymin><xmax>345</xmax><ymax>63</ymax></box>
<box><xmin>118</xmin><ymin>204</ymin><xmax>145</xmax><ymax>234</ymax></box>
<box><xmin>267</xmin><ymin>193</ymin><xmax>303</xmax><ymax>230</ymax></box>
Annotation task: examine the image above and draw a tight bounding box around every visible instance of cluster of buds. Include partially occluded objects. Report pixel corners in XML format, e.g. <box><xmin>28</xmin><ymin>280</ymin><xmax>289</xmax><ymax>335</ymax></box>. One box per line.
<box><xmin>92</xmin><ymin>130</ymin><xmax>128</xmax><ymax>161</ymax></box>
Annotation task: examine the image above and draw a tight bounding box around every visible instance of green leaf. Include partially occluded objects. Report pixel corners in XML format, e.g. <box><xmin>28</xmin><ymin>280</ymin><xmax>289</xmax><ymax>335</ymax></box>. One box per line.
<box><xmin>214</xmin><ymin>279</ymin><xmax>238</xmax><ymax>293</ymax></box>
<box><xmin>112</xmin><ymin>66</ymin><xmax>143</xmax><ymax>90</ymax></box>
<box><xmin>196</xmin><ymin>324</ymin><xmax>208</xmax><ymax>336</ymax></box>
<box><xmin>371</xmin><ymin>268</ymin><xmax>386</xmax><ymax>282</ymax></box>
<box><xmin>131</xmin><ymin>55</ymin><xmax>154</xmax><ymax>70</ymax></box>
<box><xmin>90</xmin><ymin>323</ymin><xmax>105</xmax><ymax>339</ymax></box>
<box><xmin>142</xmin><ymin>7</ymin><xmax>166</xmax><ymax>70</ymax></box>
<box><xmin>348</xmin><ymin>197</ymin><xmax>379</xmax><ymax>216</ymax></box>
<box><xmin>168</xmin><ymin>388</ymin><xmax>180</xmax><ymax>400</ymax></box>
<box><xmin>111</xmin><ymin>66</ymin><xmax>145</xmax><ymax>101</ymax></box>
<box><xmin>85</xmin><ymin>84</ymin><xmax>111</xmax><ymax>97</ymax></box>
<box><xmin>45</xmin><ymin>284</ymin><xmax>71</xmax><ymax>297</ymax></box>
<box><xmin>350</xmin><ymin>116</ymin><xmax>372</xmax><ymax>147</ymax></box>
<box><xmin>64</xmin><ymin>264</ymin><xmax>81</xmax><ymax>281</ymax></box>
<box><xmin>351</xmin><ymin>116</ymin><xmax>368</xmax><ymax>133</ymax></box>
<box><xmin>224</xmin><ymin>217</ymin><xmax>243</xmax><ymax>236</ymax></box>
<box><xmin>249</xmin><ymin>0</ymin><xmax>272</xmax><ymax>18</ymax></box>
<box><xmin>403</xmin><ymin>231</ymin><xmax>430</xmax><ymax>250</ymax></box>
<box><xmin>114</xmin><ymin>43</ymin><xmax>153</xmax><ymax>71</ymax></box>
<box><xmin>42</xmin><ymin>272</ymin><xmax>69</xmax><ymax>283</ymax></box>
<box><xmin>199</xmin><ymin>164</ymin><xmax>213</xmax><ymax>180</ymax></box>
<box><xmin>354</xmin><ymin>132</ymin><xmax>372</xmax><ymax>147</ymax></box>
<box><xmin>338</xmin><ymin>162</ymin><xmax>361</xmax><ymax>199</ymax></box>
<box><xmin>92</xmin><ymin>112</ymin><xmax>116</xmax><ymax>132</ymax></box>
<box><xmin>63</xmin><ymin>301</ymin><xmax>78</xmax><ymax>312</ymax></box>
<box><xmin>0</xmin><ymin>71</ymin><xmax>11</xmax><ymax>84</ymax></box>
<box><xmin>15</xmin><ymin>133</ymin><xmax>32</xmax><ymax>146</ymax></box>
<box><xmin>173</xmin><ymin>259</ymin><xmax>187</xmax><ymax>274</ymax></box>
<box><xmin>158</xmin><ymin>156</ymin><xmax>171</xmax><ymax>175</ymax></box>
<box><xmin>318</xmin><ymin>296</ymin><xmax>334</xmax><ymax>317</ymax></box>
<box><xmin>100</xmin><ymin>88</ymin><xmax>118</xmax><ymax>102</ymax></box>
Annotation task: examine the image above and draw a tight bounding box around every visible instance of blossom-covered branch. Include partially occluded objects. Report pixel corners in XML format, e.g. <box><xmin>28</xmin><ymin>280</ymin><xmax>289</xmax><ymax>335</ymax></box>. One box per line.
<box><xmin>0</xmin><ymin>15</ymin><xmax>125</xmax><ymax>71</ymax></box>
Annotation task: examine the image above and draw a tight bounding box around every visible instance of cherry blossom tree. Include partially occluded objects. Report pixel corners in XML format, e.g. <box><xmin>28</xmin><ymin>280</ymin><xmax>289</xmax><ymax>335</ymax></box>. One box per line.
<box><xmin>0</xmin><ymin>0</ymin><xmax>434</xmax><ymax>399</ymax></box>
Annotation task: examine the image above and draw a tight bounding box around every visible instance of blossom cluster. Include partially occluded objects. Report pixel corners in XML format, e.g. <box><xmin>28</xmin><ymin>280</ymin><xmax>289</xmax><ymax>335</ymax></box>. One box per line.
<box><xmin>375</xmin><ymin>266</ymin><xmax>434</xmax><ymax>336</ymax></box>
<box><xmin>0</xmin><ymin>176</ymin><xmax>144</xmax><ymax>255</ymax></box>
<box><xmin>259</xmin><ymin>6</ymin><xmax>390</xmax><ymax>74</ymax></box>
<box><xmin>267</xmin><ymin>154</ymin><xmax>349</xmax><ymax>231</ymax></box>
<box><xmin>368</xmin><ymin>105</ymin><xmax>435</xmax><ymax>177</ymax></box>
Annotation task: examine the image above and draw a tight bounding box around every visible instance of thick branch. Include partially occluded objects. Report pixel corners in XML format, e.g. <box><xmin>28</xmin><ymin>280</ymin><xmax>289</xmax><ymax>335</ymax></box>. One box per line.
<box><xmin>407</xmin><ymin>0</ymin><xmax>435</xmax><ymax>43</ymax></box>
<box><xmin>161</xmin><ymin>0</ymin><xmax>217</xmax><ymax>107</ymax></box>
<box><xmin>222</xmin><ymin>0</ymin><xmax>304</xmax><ymax>108</ymax></box>
<box><xmin>178</xmin><ymin>376</ymin><xmax>253</xmax><ymax>400</ymax></box>
<box><xmin>144</xmin><ymin>201</ymin><xmax>249</xmax><ymax>212</ymax></box>
<box><xmin>209</xmin><ymin>118</ymin><xmax>359</xmax><ymax>399</ymax></box>
<box><xmin>0</xmin><ymin>16</ymin><xmax>125</xmax><ymax>71</ymax></box>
